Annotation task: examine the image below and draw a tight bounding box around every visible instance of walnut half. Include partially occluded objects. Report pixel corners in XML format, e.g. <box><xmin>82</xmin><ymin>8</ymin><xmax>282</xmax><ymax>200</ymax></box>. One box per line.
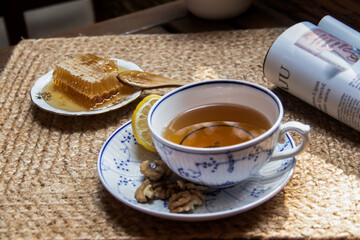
<box><xmin>134</xmin><ymin>179</ymin><xmax>154</xmax><ymax>203</ymax></box>
<box><xmin>168</xmin><ymin>190</ymin><xmax>205</xmax><ymax>213</ymax></box>
<box><xmin>152</xmin><ymin>180</ymin><xmax>177</xmax><ymax>200</ymax></box>
<box><xmin>140</xmin><ymin>160</ymin><xmax>172</xmax><ymax>181</ymax></box>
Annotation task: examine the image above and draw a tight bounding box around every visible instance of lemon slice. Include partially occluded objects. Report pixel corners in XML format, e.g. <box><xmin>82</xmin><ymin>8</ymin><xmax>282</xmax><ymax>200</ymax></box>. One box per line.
<box><xmin>132</xmin><ymin>94</ymin><xmax>162</xmax><ymax>152</ymax></box>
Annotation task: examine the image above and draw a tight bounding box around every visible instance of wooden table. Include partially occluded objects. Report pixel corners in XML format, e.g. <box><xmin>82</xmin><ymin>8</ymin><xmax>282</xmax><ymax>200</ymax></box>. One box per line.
<box><xmin>0</xmin><ymin>0</ymin><xmax>300</xmax><ymax>71</ymax></box>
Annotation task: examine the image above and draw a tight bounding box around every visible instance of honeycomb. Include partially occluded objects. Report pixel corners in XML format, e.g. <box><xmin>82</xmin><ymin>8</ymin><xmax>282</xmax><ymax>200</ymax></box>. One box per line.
<box><xmin>52</xmin><ymin>53</ymin><xmax>129</xmax><ymax>109</ymax></box>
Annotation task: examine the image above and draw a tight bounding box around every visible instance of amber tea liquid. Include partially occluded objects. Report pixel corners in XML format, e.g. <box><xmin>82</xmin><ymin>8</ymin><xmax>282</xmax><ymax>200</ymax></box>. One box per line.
<box><xmin>162</xmin><ymin>104</ymin><xmax>271</xmax><ymax>148</ymax></box>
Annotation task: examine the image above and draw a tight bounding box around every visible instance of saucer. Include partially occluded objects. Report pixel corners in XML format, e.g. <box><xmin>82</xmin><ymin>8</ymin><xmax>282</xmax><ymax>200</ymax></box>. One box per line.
<box><xmin>30</xmin><ymin>58</ymin><xmax>142</xmax><ymax>116</ymax></box>
<box><xmin>97</xmin><ymin>121</ymin><xmax>296</xmax><ymax>221</ymax></box>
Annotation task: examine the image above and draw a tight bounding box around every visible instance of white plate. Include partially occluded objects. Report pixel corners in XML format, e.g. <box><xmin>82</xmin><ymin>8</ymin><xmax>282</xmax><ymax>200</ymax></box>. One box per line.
<box><xmin>30</xmin><ymin>58</ymin><xmax>142</xmax><ymax>116</ymax></box>
<box><xmin>97</xmin><ymin>121</ymin><xmax>296</xmax><ymax>221</ymax></box>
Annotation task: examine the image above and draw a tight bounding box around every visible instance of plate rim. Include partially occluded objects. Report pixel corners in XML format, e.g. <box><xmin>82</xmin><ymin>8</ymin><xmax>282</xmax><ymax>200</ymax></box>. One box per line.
<box><xmin>30</xmin><ymin>58</ymin><xmax>143</xmax><ymax>116</ymax></box>
<box><xmin>97</xmin><ymin>121</ymin><xmax>296</xmax><ymax>221</ymax></box>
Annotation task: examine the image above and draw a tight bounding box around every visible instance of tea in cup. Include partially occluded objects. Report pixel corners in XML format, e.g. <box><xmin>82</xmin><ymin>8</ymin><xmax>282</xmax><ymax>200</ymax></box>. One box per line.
<box><xmin>162</xmin><ymin>103</ymin><xmax>271</xmax><ymax>148</ymax></box>
<box><xmin>148</xmin><ymin>80</ymin><xmax>310</xmax><ymax>187</ymax></box>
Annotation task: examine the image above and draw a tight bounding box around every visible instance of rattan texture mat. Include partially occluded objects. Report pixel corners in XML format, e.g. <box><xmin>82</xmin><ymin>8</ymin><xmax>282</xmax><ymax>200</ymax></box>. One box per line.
<box><xmin>0</xmin><ymin>29</ymin><xmax>359</xmax><ymax>239</ymax></box>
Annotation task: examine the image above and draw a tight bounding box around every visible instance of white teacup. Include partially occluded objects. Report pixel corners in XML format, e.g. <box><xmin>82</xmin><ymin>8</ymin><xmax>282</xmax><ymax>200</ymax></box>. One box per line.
<box><xmin>148</xmin><ymin>80</ymin><xmax>310</xmax><ymax>188</ymax></box>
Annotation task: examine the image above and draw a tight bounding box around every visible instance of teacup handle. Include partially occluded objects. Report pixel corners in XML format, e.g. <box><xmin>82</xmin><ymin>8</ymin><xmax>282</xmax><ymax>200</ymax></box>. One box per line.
<box><xmin>270</xmin><ymin>121</ymin><xmax>310</xmax><ymax>161</ymax></box>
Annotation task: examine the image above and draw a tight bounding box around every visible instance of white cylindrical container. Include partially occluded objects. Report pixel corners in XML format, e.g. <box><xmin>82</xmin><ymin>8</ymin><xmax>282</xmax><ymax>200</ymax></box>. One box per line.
<box><xmin>264</xmin><ymin>19</ymin><xmax>360</xmax><ymax>131</ymax></box>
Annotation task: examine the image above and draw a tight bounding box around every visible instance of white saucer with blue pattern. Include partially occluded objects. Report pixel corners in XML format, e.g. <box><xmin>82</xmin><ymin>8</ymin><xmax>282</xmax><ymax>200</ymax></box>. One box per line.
<box><xmin>97</xmin><ymin>121</ymin><xmax>296</xmax><ymax>221</ymax></box>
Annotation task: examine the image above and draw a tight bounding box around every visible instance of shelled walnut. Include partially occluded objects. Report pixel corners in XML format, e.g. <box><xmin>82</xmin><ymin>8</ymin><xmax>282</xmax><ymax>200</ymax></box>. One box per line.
<box><xmin>134</xmin><ymin>179</ymin><xmax>154</xmax><ymax>203</ymax></box>
<box><xmin>152</xmin><ymin>180</ymin><xmax>177</xmax><ymax>200</ymax></box>
<box><xmin>134</xmin><ymin>160</ymin><xmax>207</xmax><ymax>213</ymax></box>
<box><xmin>168</xmin><ymin>190</ymin><xmax>205</xmax><ymax>213</ymax></box>
<box><xmin>140</xmin><ymin>159</ymin><xmax>172</xmax><ymax>181</ymax></box>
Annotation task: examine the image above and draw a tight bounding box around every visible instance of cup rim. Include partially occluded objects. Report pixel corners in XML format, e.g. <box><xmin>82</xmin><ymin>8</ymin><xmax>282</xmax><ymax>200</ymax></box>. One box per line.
<box><xmin>148</xmin><ymin>79</ymin><xmax>284</xmax><ymax>153</ymax></box>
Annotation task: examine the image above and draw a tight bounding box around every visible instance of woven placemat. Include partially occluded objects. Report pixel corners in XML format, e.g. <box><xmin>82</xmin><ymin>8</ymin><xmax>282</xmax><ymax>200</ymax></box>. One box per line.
<box><xmin>0</xmin><ymin>29</ymin><xmax>359</xmax><ymax>239</ymax></box>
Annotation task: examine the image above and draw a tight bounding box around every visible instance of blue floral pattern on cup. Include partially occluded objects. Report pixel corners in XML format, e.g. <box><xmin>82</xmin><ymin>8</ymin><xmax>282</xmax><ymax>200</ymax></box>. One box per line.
<box><xmin>152</xmin><ymin>133</ymin><xmax>277</xmax><ymax>187</ymax></box>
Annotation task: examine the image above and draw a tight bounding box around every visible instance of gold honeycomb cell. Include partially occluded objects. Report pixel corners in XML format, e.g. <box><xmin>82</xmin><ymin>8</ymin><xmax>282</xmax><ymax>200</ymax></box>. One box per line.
<box><xmin>52</xmin><ymin>53</ymin><xmax>132</xmax><ymax>109</ymax></box>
